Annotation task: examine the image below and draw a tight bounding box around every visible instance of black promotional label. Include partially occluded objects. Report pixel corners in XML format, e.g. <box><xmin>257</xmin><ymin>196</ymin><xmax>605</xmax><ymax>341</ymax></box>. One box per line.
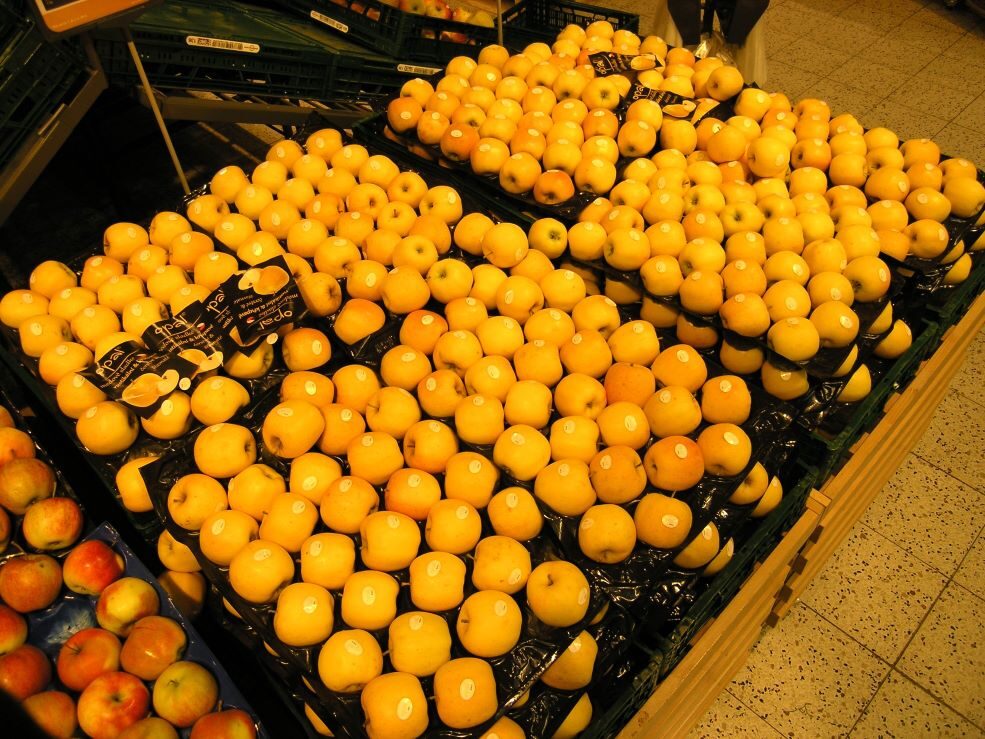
<box><xmin>588</xmin><ymin>52</ymin><xmax>658</xmax><ymax>76</ymax></box>
<box><xmin>213</xmin><ymin>256</ymin><xmax>305</xmax><ymax>348</ymax></box>
<box><xmin>82</xmin><ymin>340</ymin><xmax>200</xmax><ymax>417</ymax></box>
<box><xmin>141</xmin><ymin>311</ymin><xmax>226</xmax><ymax>377</ymax></box>
<box><xmin>626</xmin><ymin>84</ymin><xmax>732</xmax><ymax>123</ymax></box>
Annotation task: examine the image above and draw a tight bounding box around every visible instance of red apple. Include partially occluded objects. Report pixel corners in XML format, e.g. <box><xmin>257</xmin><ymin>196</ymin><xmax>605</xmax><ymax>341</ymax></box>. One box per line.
<box><xmin>0</xmin><ymin>457</ymin><xmax>56</xmax><ymax>514</ymax></box>
<box><xmin>96</xmin><ymin>577</ymin><xmax>160</xmax><ymax>637</ymax></box>
<box><xmin>0</xmin><ymin>603</ymin><xmax>27</xmax><ymax>655</ymax></box>
<box><xmin>22</xmin><ymin>496</ymin><xmax>84</xmax><ymax>550</ymax></box>
<box><xmin>451</xmin><ymin>6</ymin><xmax>472</xmax><ymax>23</ymax></box>
<box><xmin>0</xmin><ymin>643</ymin><xmax>51</xmax><ymax>700</ymax></box>
<box><xmin>120</xmin><ymin>615</ymin><xmax>187</xmax><ymax>681</ymax></box>
<box><xmin>63</xmin><ymin>539</ymin><xmax>125</xmax><ymax>596</ymax></box>
<box><xmin>23</xmin><ymin>690</ymin><xmax>77</xmax><ymax>738</ymax></box>
<box><xmin>57</xmin><ymin>627</ymin><xmax>122</xmax><ymax>692</ymax></box>
<box><xmin>0</xmin><ymin>553</ymin><xmax>62</xmax><ymax>612</ymax></box>
<box><xmin>0</xmin><ymin>407</ymin><xmax>15</xmax><ymax>429</ymax></box>
<box><xmin>190</xmin><ymin>708</ymin><xmax>257</xmax><ymax>739</ymax></box>
<box><xmin>77</xmin><ymin>671</ymin><xmax>150</xmax><ymax>739</ymax></box>
<box><xmin>0</xmin><ymin>505</ymin><xmax>10</xmax><ymax>554</ymax></box>
<box><xmin>398</xmin><ymin>0</ymin><xmax>426</xmax><ymax>13</ymax></box>
<box><xmin>152</xmin><ymin>661</ymin><xmax>219</xmax><ymax>728</ymax></box>
<box><xmin>424</xmin><ymin>0</ymin><xmax>452</xmax><ymax>19</ymax></box>
<box><xmin>118</xmin><ymin>716</ymin><xmax>180</xmax><ymax>739</ymax></box>
<box><xmin>0</xmin><ymin>426</ymin><xmax>35</xmax><ymax>466</ymax></box>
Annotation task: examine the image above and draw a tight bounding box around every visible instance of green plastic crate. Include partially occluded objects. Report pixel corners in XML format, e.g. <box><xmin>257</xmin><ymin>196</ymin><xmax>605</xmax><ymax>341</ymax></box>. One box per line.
<box><xmin>270</xmin><ymin>0</ymin><xmax>500</xmax><ymax>64</ymax></box>
<box><xmin>926</xmin><ymin>248</ymin><xmax>985</xmax><ymax>334</ymax></box>
<box><xmin>803</xmin><ymin>319</ymin><xmax>942</xmax><ymax>484</ymax></box>
<box><xmin>93</xmin><ymin>0</ymin><xmax>428</xmax><ymax>104</ymax></box>
<box><xmin>582</xmin><ymin>662</ymin><xmax>661</xmax><ymax>739</ymax></box>
<box><xmin>502</xmin><ymin>0</ymin><xmax>640</xmax><ymax>47</ymax></box>
<box><xmin>0</xmin><ymin>15</ymin><xmax>85</xmax><ymax>170</ymax></box>
<box><xmin>651</xmin><ymin>463</ymin><xmax>819</xmax><ymax>679</ymax></box>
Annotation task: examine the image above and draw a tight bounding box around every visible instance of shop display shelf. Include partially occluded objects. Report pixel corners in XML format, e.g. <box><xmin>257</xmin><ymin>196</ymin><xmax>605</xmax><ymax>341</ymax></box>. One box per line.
<box><xmin>648</xmin><ymin>461</ymin><xmax>819</xmax><ymax>680</ymax></box>
<box><xmin>771</xmin><ymin>291</ymin><xmax>985</xmax><ymax>625</ymax></box>
<box><xmin>797</xmin><ymin>317</ymin><xmax>943</xmax><ymax>485</ymax></box>
<box><xmin>0</xmin><ymin>14</ymin><xmax>86</xmax><ymax>172</ymax></box>
<box><xmin>924</xmin><ymin>246</ymin><xmax>985</xmax><ymax>335</ymax></box>
<box><xmin>0</xmin><ymin>342</ymin><xmax>166</xmax><ymax>545</ymax></box>
<box><xmin>583</xmin><ymin>661</ymin><xmax>661</xmax><ymax>739</ymax></box>
<box><xmin>621</xmin><ymin>490</ymin><xmax>828</xmax><ymax>739</ymax></box>
<box><xmin>501</xmin><ymin>0</ymin><xmax>639</xmax><ymax>47</ymax></box>
<box><xmin>93</xmin><ymin>0</ymin><xmax>429</xmax><ymax>107</ymax></box>
<box><xmin>6</xmin><ymin>522</ymin><xmax>267</xmax><ymax>737</ymax></box>
<box><xmin>268</xmin><ymin>0</ymin><xmax>499</xmax><ymax>65</ymax></box>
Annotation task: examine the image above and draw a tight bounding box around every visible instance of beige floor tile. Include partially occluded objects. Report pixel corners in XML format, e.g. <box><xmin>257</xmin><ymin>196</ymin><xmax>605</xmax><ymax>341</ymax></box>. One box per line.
<box><xmin>861</xmin><ymin>454</ymin><xmax>985</xmax><ymax>576</ymax></box>
<box><xmin>953</xmin><ymin>532</ymin><xmax>985</xmax><ymax>601</ymax></box>
<box><xmin>912</xmin><ymin>391</ymin><xmax>985</xmax><ymax>493</ymax></box>
<box><xmin>729</xmin><ymin>603</ymin><xmax>890</xmax><ymax>737</ymax></box>
<box><xmin>851</xmin><ymin>671</ymin><xmax>985</xmax><ymax>739</ymax></box>
<box><xmin>947</xmin><ymin>329</ymin><xmax>985</xmax><ymax>408</ymax></box>
<box><xmin>765</xmin><ymin>30</ymin><xmax>802</xmax><ymax>59</ymax></box>
<box><xmin>859</xmin><ymin>100</ymin><xmax>949</xmax><ymax>142</ymax></box>
<box><xmin>890</xmin><ymin>17</ymin><xmax>966</xmax><ymax>52</ymax></box>
<box><xmin>884</xmin><ymin>73</ymin><xmax>982</xmax><ymax>121</ymax></box>
<box><xmin>952</xmin><ymin>92</ymin><xmax>985</xmax><ymax>136</ymax></box>
<box><xmin>765</xmin><ymin>61</ymin><xmax>822</xmax><ymax>98</ymax></box>
<box><xmin>855</xmin><ymin>38</ymin><xmax>942</xmax><ymax>75</ymax></box>
<box><xmin>906</xmin><ymin>4</ymin><xmax>985</xmax><ymax>34</ymax></box>
<box><xmin>800</xmin><ymin>523</ymin><xmax>948</xmax><ymax>662</ymax></box>
<box><xmin>920</xmin><ymin>57</ymin><xmax>985</xmax><ymax>96</ymax></box>
<box><xmin>810</xmin><ymin>20</ymin><xmax>888</xmax><ymax>56</ymax></box>
<box><xmin>778</xmin><ymin>38</ymin><xmax>853</xmax><ymax>77</ymax></box>
<box><xmin>839</xmin><ymin>2</ymin><xmax>918</xmax><ymax>29</ymax></box>
<box><xmin>687</xmin><ymin>691</ymin><xmax>784</xmax><ymax>739</ymax></box>
<box><xmin>825</xmin><ymin>58</ymin><xmax>912</xmax><ymax>99</ymax></box>
<box><xmin>897</xmin><ymin>583</ymin><xmax>985</xmax><ymax>727</ymax></box>
<box><xmin>932</xmin><ymin>122</ymin><xmax>985</xmax><ymax>166</ymax></box>
<box><xmin>941</xmin><ymin>33</ymin><xmax>985</xmax><ymax>65</ymax></box>
<box><xmin>766</xmin><ymin>2</ymin><xmax>841</xmax><ymax>31</ymax></box>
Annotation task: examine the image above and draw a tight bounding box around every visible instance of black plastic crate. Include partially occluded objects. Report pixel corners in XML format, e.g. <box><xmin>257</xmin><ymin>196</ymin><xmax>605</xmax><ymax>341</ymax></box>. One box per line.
<box><xmin>93</xmin><ymin>0</ymin><xmax>340</xmax><ymax>99</ymax></box>
<box><xmin>271</xmin><ymin>0</ymin><xmax>499</xmax><ymax>64</ymax></box>
<box><xmin>93</xmin><ymin>0</ymin><xmax>425</xmax><ymax>104</ymax></box>
<box><xmin>503</xmin><ymin>0</ymin><xmax>640</xmax><ymax>47</ymax></box>
<box><xmin>0</xmin><ymin>21</ymin><xmax>85</xmax><ymax>171</ymax></box>
<box><xmin>651</xmin><ymin>462</ymin><xmax>819</xmax><ymax>678</ymax></box>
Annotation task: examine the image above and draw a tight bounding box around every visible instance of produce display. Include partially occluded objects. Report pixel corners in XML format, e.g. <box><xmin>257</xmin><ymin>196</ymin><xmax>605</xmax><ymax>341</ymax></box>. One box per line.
<box><xmin>0</xmin><ymin>381</ymin><xmax>262</xmax><ymax>738</ymax></box>
<box><xmin>0</xmin><ymin>6</ymin><xmax>983</xmax><ymax>738</ymax></box>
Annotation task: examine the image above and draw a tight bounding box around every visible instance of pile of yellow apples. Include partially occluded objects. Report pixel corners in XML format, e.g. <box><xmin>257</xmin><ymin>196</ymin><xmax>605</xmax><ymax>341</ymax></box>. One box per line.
<box><xmin>0</xmin><ymin>117</ymin><xmax>787</xmax><ymax>736</ymax></box>
<box><xmin>1</xmin><ymin>13</ymin><xmax>983</xmax><ymax>737</ymax></box>
<box><xmin>378</xmin><ymin>21</ymin><xmax>985</xmax><ymax>407</ymax></box>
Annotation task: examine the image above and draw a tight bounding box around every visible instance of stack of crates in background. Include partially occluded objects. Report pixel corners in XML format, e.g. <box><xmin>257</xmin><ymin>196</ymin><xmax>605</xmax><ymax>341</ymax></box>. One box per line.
<box><xmin>92</xmin><ymin>0</ymin><xmax>446</xmax><ymax>108</ymax></box>
<box><xmin>268</xmin><ymin>0</ymin><xmax>639</xmax><ymax>64</ymax></box>
<box><xmin>90</xmin><ymin>0</ymin><xmax>641</xmax><ymax>107</ymax></box>
<box><xmin>0</xmin><ymin>0</ymin><xmax>87</xmax><ymax>172</ymax></box>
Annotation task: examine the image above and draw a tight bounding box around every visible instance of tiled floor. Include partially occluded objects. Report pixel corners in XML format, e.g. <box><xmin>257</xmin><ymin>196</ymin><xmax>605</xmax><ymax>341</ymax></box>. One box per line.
<box><xmin>683</xmin><ymin>0</ymin><xmax>985</xmax><ymax>736</ymax></box>
<box><xmin>690</xmin><ymin>334</ymin><xmax>985</xmax><ymax>738</ymax></box>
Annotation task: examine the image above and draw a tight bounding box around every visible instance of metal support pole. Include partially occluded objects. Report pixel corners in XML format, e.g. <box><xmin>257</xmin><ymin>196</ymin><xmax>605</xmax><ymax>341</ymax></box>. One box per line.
<box><xmin>496</xmin><ymin>0</ymin><xmax>504</xmax><ymax>47</ymax></box>
<box><xmin>121</xmin><ymin>26</ymin><xmax>190</xmax><ymax>195</ymax></box>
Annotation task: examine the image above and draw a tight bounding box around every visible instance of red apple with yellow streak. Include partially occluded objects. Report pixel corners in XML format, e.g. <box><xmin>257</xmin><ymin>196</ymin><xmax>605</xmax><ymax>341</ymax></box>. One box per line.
<box><xmin>0</xmin><ymin>553</ymin><xmax>62</xmax><ymax>612</ymax></box>
<box><xmin>57</xmin><ymin>627</ymin><xmax>122</xmax><ymax>691</ymax></box>
<box><xmin>77</xmin><ymin>671</ymin><xmax>151</xmax><ymax>739</ymax></box>
<box><xmin>120</xmin><ymin>615</ymin><xmax>187</xmax><ymax>681</ymax></box>
<box><xmin>63</xmin><ymin>539</ymin><xmax>125</xmax><ymax>596</ymax></box>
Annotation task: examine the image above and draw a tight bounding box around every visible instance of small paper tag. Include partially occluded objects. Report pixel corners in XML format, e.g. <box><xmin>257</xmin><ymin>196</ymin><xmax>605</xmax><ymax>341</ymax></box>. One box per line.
<box><xmin>186</xmin><ymin>35</ymin><xmax>260</xmax><ymax>54</ymax></box>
